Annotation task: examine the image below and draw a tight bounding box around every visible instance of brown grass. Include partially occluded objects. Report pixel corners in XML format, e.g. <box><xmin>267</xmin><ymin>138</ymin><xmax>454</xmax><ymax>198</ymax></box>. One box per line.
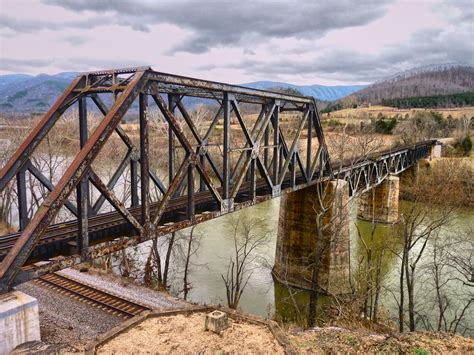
<box><xmin>97</xmin><ymin>313</ymin><xmax>284</xmax><ymax>354</ymax></box>
<box><xmin>322</xmin><ymin>105</ymin><xmax>474</xmax><ymax>123</ymax></box>
<box><xmin>290</xmin><ymin>327</ymin><xmax>474</xmax><ymax>353</ymax></box>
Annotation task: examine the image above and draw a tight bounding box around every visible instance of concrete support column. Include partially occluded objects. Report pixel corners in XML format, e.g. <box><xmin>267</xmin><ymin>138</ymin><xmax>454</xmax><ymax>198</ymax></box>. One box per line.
<box><xmin>272</xmin><ymin>179</ymin><xmax>351</xmax><ymax>295</ymax></box>
<box><xmin>358</xmin><ymin>175</ymin><xmax>399</xmax><ymax>224</ymax></box>
<box><xmin>0</xmin><ymin>291</ymin><xmax>40</xmax><ymax>353</ymax></box>
<box><xmin>430</xmin><ymin>142</ymin><xmax>442</xmax><ymax>159</ymax></box>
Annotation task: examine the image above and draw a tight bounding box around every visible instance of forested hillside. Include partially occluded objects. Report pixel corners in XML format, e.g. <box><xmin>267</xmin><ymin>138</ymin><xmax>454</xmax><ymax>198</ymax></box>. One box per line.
<box><xmin>343</xmin><ymin>64</ymin><xmax>474</xmax><ymax>105</ymax></box>
<box><xmin>382</xmin><ymin>92</ymin><xmax>474</xmax><ymax>108</ymax></box>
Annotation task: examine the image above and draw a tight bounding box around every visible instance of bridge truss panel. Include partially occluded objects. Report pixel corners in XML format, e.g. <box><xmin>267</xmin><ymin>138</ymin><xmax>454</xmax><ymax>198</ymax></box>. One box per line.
<box><xmin>0</xmin><ymin>67</ymin><xmax>336</xmax><ymax>291</ymax></box>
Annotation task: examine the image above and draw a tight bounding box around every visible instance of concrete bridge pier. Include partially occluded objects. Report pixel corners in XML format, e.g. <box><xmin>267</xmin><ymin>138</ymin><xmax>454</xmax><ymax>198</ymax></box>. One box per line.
<box><xmin>358</xmin><ymin>175</ymin><xmax>400</xmax><ymax>224</ymax></box>
<box><xmin>272</xmin><ymin>179</ymin><xmax>351</xmax><ymax>295</ymax></box>
<box><xmin>0</xmin><ymin>291</ymin><xmax>40</xmax><ymax>353</ymax></box>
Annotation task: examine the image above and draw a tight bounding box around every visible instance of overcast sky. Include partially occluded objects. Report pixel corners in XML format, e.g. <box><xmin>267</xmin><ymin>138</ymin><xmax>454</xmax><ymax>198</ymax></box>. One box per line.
<box><xmin>0</xmin><ymin>0</ymin><xmax>472</xmax><ymax>85</ymax></box>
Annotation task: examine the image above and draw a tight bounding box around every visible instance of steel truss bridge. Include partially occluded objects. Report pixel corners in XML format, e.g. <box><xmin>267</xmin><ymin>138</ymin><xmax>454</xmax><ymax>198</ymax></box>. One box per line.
<box><xmin>0</xmin><ymin>67</ymin><xmax>435</xmax><ymax>292</ymax></box>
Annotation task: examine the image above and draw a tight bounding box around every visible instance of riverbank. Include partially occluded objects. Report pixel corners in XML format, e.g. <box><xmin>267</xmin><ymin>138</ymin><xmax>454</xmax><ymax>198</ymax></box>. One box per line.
<box><xmin>89</xmin><ymin>308</ymin><xmax>474</xmax><ymax>354</ymax></box>
<box><xmin>400</xmin><ymin>156</ymin><xmax>474</xmax><ymax>206</ymax></box>
<box><xmin>290</xmin><ymin>326</ymin><xmax>474</xmax><ymax>353</ymax></box>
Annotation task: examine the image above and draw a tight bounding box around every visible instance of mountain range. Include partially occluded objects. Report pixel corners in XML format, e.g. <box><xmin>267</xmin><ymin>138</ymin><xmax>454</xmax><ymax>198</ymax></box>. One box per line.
<box><xmin>241</xmin><ymin>81</ymin><xmax>366</xmax><ymax>101</ymax></box>
<box><xmin>0</xmin><ymin>64</ymin><xmax>472</xmax><ymax>113</ymax></box>
<box><xmin>0</xmin><ymin>72</ymin><xmax>78</xmax><ymax>112</ymax></box>
<box><xmin>0</xmin><ymin>72</ymin><xmax>365</xmax><ymax>113</ymax></box>
<box><xmin>342</xmin><ymin>64</ymin><xmax>474</xmax><ymax>105</ymax></box>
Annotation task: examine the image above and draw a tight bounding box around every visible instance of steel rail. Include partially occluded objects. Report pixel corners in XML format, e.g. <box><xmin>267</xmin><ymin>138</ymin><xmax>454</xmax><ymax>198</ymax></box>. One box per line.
<box><xmin>36</xmin><ymin>272</ymin><xmax>151</xmax><ymax>318</ymax></box>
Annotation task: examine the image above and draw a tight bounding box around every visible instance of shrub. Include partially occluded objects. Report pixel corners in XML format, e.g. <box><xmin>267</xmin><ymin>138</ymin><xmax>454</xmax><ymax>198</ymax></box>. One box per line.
<box><xmin>373</xmin><ymin>117</ymin><xmax>398</xmax><ymax>134</ymax></box>
<box><xmin>460</xmin><ymin>136</ymin><xmax>472</xmax><ymax>155</ymax></box>
<box><xmin>328</xmin><ymin>119</ymin><xmax>343</xmax><ymax>127</ymax></box>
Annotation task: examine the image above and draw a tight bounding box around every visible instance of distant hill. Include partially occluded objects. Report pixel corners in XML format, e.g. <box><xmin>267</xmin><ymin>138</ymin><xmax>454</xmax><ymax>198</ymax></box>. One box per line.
<box><xmin>242</xmin><ymin>81</ymin><xmax>366</xmax><ymax>101</ymax></box>
<box><xmin>0</xmin><ymin>72</ymin><xmax>78</xmax><ymax>112</ymax></box>
<box><xmin>0</xmin><ymin>73</ymin><xmax>366</xmax><ymax>113</ymax></box>
<box><xmin>3</xmin><ymin>64</ymin><xmax>471</xmax><ymax>113</ymax></box>
<box><xmin>343</xmin><ymin>64</ymin><xmax>474</xmax><ymax>105</ymax></box>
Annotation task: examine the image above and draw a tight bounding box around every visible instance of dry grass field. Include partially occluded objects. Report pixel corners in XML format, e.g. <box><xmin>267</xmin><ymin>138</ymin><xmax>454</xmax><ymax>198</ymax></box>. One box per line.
<box><xmin>321</xmin><ymin>105</ymin><xmax>474</xmax><ymax>124</ymax></box>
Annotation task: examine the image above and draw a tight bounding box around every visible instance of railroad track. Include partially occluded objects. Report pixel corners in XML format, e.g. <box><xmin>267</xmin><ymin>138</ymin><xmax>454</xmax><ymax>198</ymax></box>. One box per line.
<box><xmin>35</xmin><ymin>273</ymin><xmax>151</xmax><ymax>319</ymax></box>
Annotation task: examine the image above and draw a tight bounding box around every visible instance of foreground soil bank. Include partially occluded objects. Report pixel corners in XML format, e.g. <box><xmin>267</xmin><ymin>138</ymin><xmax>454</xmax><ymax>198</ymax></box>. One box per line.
<box><xmin>290</xmin><ymin>327</ymin><xmax>474</xmax><ymax>353</ymax></box>
<box><xmin>97</xmin><ymin>312</ymin><xmax>285</xmax><ymax>354</ymax></box>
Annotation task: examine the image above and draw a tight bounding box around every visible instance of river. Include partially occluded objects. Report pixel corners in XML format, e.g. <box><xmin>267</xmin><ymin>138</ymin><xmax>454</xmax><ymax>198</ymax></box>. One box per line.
<box><xmin>2</xmin><ymin>149</ymin><xmax>471</xmax><ymax>334</ymax></box>
<box><xmin>151</xmin><ymin>197</ymin><xmax>473</xmax><ymax>334</ymax></box>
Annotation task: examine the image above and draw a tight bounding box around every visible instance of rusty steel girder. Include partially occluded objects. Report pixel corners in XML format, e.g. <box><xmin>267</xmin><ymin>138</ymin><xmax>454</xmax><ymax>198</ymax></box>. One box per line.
<box><xmin>0</xmin><ymin>67</ymin><xmax>437</xmax><ymax>292</ymax></box>
<box><xmin>0</xmin><ymin>67</ymin><xmax>332</xmax><ymax>292</ymax></box>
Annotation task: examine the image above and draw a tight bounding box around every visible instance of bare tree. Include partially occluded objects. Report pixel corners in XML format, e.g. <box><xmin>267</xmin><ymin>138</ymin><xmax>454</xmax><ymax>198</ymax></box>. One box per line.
<box><xmin>222</xmin><ymin>216</ymin><xmax>270</xmax><ymax>309</ymax></box>
<box><xmin>393</xmin><ymin>169</ymin><xmax>457</xmax><ymax>332</ymax></box>
<box><xmin>143</xmin><ymin>232</ymin><xmax>177</xmax><ymax>290</ymax></box>
<box><xmin>181</xmin><ymin>226</ymin><xmax>204</xmax><ymax>300</ymax></box>
<box><xmin>355</xmin><ymin>220</ymin><xmax>388</xmax><ymax>322</ymax></box>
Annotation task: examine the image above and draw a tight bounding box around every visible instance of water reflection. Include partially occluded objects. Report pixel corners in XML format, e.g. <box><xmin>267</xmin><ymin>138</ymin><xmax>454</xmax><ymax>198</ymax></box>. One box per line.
<box><xmin>110</xmin><ymin>194</ymin><xmax>472</xmax><ymax>332</ymax></box>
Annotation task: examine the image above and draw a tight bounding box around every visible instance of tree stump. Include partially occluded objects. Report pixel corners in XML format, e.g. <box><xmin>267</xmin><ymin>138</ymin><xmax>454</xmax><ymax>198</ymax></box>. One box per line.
<box><xmin>205</xmin><ymin>311</ymin><xmax>229</xmax><ymax>334</ymax></box>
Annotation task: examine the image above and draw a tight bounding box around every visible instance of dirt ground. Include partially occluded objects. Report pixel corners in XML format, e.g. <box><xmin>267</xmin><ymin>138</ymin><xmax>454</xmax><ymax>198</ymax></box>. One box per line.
<box><xmin>97</xmin><ymin>313</ymin><xmax>284</xmax><ymax>354</ymax></box>
<box><xmin>0</xmin><ymin>221</ymin><xmax>13</xmax><ymax>235</ymax></box>
<box><xmin>290</xmin><ymin>326</ymin><xmax>474</xmax><ymax>353</ymax></box>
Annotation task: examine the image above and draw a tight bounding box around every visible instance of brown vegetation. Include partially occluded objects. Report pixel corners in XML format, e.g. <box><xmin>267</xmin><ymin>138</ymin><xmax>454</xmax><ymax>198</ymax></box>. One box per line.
<box><xmin>97</xmin><ymin>313</ymin><xmax>284</xmax><ymax>354</ymax></box>
<box><xmin>290</xmin><ymin>327</ymin><xmax>474</xmax><ymax>353</ymax></box>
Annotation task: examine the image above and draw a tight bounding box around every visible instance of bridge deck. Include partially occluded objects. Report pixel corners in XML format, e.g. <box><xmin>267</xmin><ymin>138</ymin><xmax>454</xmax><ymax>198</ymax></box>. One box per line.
<box><xmin>0</xmin><ymin>141</ymin><xmax>432</xmax><ymax>269</ymax></box>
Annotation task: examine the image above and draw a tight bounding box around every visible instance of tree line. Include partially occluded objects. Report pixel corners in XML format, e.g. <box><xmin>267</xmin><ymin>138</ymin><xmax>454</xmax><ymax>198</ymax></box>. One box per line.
<box><xmin>382</xmin><ymin>92</ymin><xmax>474</xmax><ymax>109</ymax></box>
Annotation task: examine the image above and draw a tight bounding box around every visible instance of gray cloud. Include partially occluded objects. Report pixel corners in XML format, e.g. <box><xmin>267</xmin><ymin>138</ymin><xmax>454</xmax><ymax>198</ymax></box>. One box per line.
<box><xmin>42</xmin><ymin>0</ymin><xmax>391</xmax><ymax>53</ymax></box>
<box><xmin>205</xmin><ymin>15</ymin><xmax>474</xmax><ymax>84</ymax></box>
<box><xmin>2</xmin><ymin>0</ymin><xmax>472</xmax><ymax>83</ymax></box>
<box><xmin>53</xmin><ymin>58</ymin><xmax>149</xmax><ymax>72</ymax></box>
<box><xmin>62</xmin><ymin>35</ymin><xmax>87</xmax><ymax>46</ymax></box>
<box><xmin>0</xmin><ymin>57</ymin><xmax>148</xmax><ymax>73</ymax></box>
<box><xmin>0</xmin><ymin>58</ymin><xmax>54</xmax><ymax>72</ymax></box>
<box><xmin>0</xmin><ymin>14</ymin><xmax>110</xmax><ymax>33</ymax></box>
<box><xmin>0</xmin><ymin>15</ymin><xmax>57</xmax><ymax>32</ymax></box>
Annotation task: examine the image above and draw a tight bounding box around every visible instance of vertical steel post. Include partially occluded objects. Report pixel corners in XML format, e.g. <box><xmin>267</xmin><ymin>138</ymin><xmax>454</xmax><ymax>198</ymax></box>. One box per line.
<box><xmin>131</xmin><ymin>91</ymin><xmax>139</xmax><ymax>206</ymax></box>
<box><xmin>264</xmin><ymin>123</ymin><xmax>269</xmax><ymax>170</ymax></box>
<box><xmin>223</xmin><ymin>93</ymin><xmax>230</xmax><ymax>200</ymax></box>
<box><xmin>272</xmin><ymin>103</ymin><xmax>279</xmax><ymax>184</ymax></box>
<box><xmin>139</xmin><ymin>93</ymin><xmax>150</xmax><ymax>229</ymax></box>
<box><xmin>130</xmin><ymin>160</ymin><xmax>138</xmax><ymax>206</ymax></box>
<box><xmin>279</xmin><ymin>146</ymin><xmax>283</xmax><ymax>178</ymax></box>
<box><xmin>291</xmin><ymin>152</ymin><xmax>296</xmax><ymax>187</ymax></box>
<box><xmin>249</xmin><ymin>158</ymin><xmax>256</xmax><ymax>201</ymax></box>
<box><xmin>306</xmin><ymin>109</ymin><xmax>313</xmax><ymax>178</ymax></box>
<box><xmin>199</xmin><ymin>154</ymin><xmax>206</xmax><ymax>192</ymax></box>
<box><xmin>245</xmin><ymin>159</ymin><xmax>251</xmax><ymax>182</ymax></box>
<box><xmin>168</xmin><ymin>94</ymin><xmax>176</xmax><ymax>186</ymax></box>
<box><xmin>16</xmin><ymin>169</ymin><xmax>28</xmax><ymax>231</ymax></box>
<box><xmin>187</xmin><ymin>163</ymin><xmax>194</xmax><ymax>220</ymax></box>
<box><xmin>76</xmin><ymin>97</ymin><xmax>89</xmax><ymax>256</ymax></box>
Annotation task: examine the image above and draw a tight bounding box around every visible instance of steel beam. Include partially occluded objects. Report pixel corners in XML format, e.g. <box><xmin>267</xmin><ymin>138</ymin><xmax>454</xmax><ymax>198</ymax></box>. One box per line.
<box><xmin>139</xmin><ymin>93</ymin><xmax>150</xmax><ymax>230</ymax></box>
<box><xmin>16</xmin><ymin>169</ymin><xmax>28</xmax><ymax>231</ymax></box>
<box><xmin>0</xmin><ymin>76</ymin><xmax>86</xmax><ymax>192</ymax></box>
<box><xmin>77</xmin><ymin>97</ymin><xmax>89</xmax><ymax>257</ymax></box>
<box><xmin>0</xmin><ymin>69</ymin><xmax>148</xmax><ymax>292</ymax></box>
<box><xmin>223</xmin><ymin>93</ymin><xmax>230</xmax><ymax>201</ymax></box>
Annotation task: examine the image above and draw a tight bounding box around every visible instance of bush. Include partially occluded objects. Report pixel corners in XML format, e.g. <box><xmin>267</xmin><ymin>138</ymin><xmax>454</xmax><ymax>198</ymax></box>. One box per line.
<box><xmin>328</xmin><ymin>119</ymin><xmax>343</xmax><ymax>127</ymax></box>
<box><xmin>373</xmin><ymin>117</ymin><xmax>398</xmax><ymax>134</ymax></box>
<box><xmin>460</xmin><ymin>136</ymin><xmax>472</xmax><ymax>155</ymax></box>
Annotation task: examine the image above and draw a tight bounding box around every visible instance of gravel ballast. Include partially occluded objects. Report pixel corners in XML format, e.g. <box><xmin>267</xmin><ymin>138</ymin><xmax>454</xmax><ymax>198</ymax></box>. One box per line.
<box><xmin>17</xmin><ymin>282</ymin><xmax>122</xmax><ymax>348</ymax></box>
<box><xmin>16</xmin><ymin>267</ymin><xmax>191</xmax><ymax>348</ymax></box>
<box><xmin>58</xmin><ymin>268</ymin><xmax>188</xmax><ymax>310</ymax></box>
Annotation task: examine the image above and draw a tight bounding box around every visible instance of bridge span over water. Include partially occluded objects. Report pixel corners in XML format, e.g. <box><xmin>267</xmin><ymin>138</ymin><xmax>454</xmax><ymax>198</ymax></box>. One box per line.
<box><xmin>0</xmin><ymin>67</ymin><xmax>436</xmax><ymax>292</ymax></box>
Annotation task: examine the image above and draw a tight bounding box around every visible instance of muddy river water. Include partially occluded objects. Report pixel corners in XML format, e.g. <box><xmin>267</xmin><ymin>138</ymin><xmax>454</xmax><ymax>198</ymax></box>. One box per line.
<box><xmin>115</xmin><ymin>196</ymin><xmax>472</xmax><ymax>333</ymax></box>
